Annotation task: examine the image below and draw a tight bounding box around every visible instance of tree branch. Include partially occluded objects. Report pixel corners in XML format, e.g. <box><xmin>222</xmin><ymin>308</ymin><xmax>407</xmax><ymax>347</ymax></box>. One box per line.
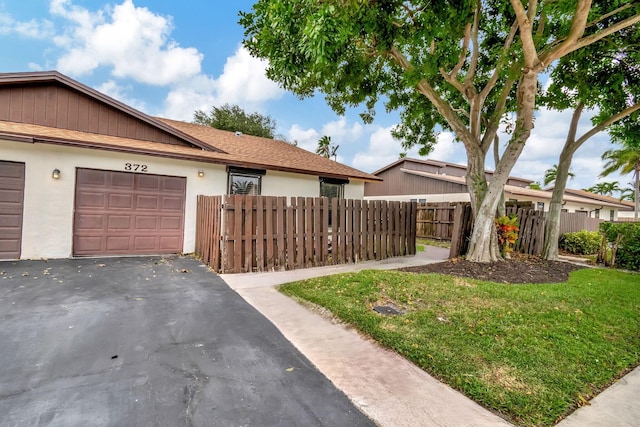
<box><xmin>463</xmin><ymin>2</ymin><xmax>481</xmax><ymax>90</ymax></box>
<box><xmin>574</xmin><ymin>103</ymin><xmax>640</xmax><ymax>147</ymax></box>
<box><xmin>441</xmin><ymin>23</ymin><xmax>471</xmax><ymax>83</ymax></box>
<box><xmin>388</xmin><ymin>45</ymin><xmax>475</xmax><ymax>146</ymax></box>
<box><xmin>510</xmin><ymin>0</ymin><xmax>539</xmax><ymax>67</ymax></box>
<box><xmin>537</xmin><ymin>1</ymin><xmax>640</xmax><ymax>70</ymax></box>
<box><xmin>479</xmin><ymin>20</ymin><xmax>518</xmax><ymax>105</ymax></box>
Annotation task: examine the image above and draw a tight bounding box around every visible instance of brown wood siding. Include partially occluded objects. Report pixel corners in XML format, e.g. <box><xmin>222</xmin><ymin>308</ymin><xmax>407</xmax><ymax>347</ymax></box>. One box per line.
<box><xmin>0</xmin><ymin>84</ymin><xmax>189</xmax><ymax>146</ymax></box>
<box><xmin>0</xmin><ymin>161</ymin><xmax>25</xmax><ymax>259</ymax></box>
<box><xmin>73</xmin><ymin>168</ymin><xmax>186</xmax><ymax>256</ymax></box>
<box><xmin>364</xmin><ymin>168</ymin><xmax>467</xmax><ymax>197</ymax></box>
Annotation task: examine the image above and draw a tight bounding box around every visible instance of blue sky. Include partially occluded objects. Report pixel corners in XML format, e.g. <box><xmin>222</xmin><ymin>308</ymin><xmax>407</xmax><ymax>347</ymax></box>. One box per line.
<box><xmin>0</xmin><ymin>0</ymin><xmax>629</xmax><ymax>190</ymax></box>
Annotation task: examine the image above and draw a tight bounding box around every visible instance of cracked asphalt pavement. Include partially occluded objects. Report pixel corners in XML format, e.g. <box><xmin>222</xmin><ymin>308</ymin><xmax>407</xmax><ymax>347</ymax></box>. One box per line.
<box><xmin>0</xmin><ymin>256</ymin><xmax>374</xmax><ymax>427</ymax></box>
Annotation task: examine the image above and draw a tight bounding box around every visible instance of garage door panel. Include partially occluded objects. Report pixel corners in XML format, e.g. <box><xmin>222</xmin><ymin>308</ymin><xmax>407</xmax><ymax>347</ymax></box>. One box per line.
<box><xmin>111</xmin><ymin>173</ymin><xmax>135</xmax><ymax>188</ymax></box>
<box><xmin>0</xmin><ymin>188</ymin><xmax>24</xmax><ymax>207</ymax></box>
<box><xmin>77</xmin><ymin>169</ymin><xmax>107</xmax><ymax>186</ymax></box>
<box><xmin>159</xmin><ymin>236</ymin><xmax>181</xmax><ymax>251</ymax></box>
<box><xmin>108</xmin><ymin>215</ymin><xmax>132</xmax><ymax>230</ymax></box>
<box><xmin>74</xmin><ymin>169</ymin><xmax>185</xmax><ymax>256</ymax></box>
<box><xmin>0</xmin><ymin>161</ymin><xmax>24</xmax><ymax>259</ymax></box>
<box><xmin>106</xmin><ymin>236</ymin><xmax>132</xmax><ymax>251</ymax></box>
<box><xmin>162</xmin><ymin>196</ymin><xmax>184</xmax><ymax>210</ymax></box>
<box><xmin>163</xmin><ymin>177</ymin><xmax>186</xmax><ymax>192</ymax></box>
<box><xmin>133</xmin><ymin>236</ymin><xmax>157</xmax><ymax>251</ymax></box>
<box><xmin>135</xmin><ymin>216</ymin><xmax>158</xmax><ymax>230</ymax></box>
<box><xmin>76</xmin><ymin>192</ymin><xmax>107</xmax><ymax>209</ymax></box>
<box><xmin>136</xmin><ymin>195</ymin><xmax>159</xmax><ymax>209</ymax></box>
<box><xmin>0</xmin><ymin>241</ymin><xmax>21</xmax><ymax>254</ymax></box>
<box><xmin>137</xmin><ymin>175</ymin><xmax>161</xmax><ymax>190</ymax></box>
<box><xmin>73</xmin><ymin>236</ymin><xmax>103</xmax><ymax>252</ymax></box>
<box><xmin>0</xmin><ymin>213</ymin><xmax>22</xmax><ymax>227</ymax></box>
<box><xmin>160</xmin><ymin>216</ymin><xmax>182</xmax><ymax>230</ymax></box>
<box><xmin>109</xmin><ymin>194</ymin><xmax>134</xmax><ymax>209</ymax></box>
<box><xmin>75</xmin><ymin>213</ymin><xmax>105</xmax><ymax>230</ymax></box>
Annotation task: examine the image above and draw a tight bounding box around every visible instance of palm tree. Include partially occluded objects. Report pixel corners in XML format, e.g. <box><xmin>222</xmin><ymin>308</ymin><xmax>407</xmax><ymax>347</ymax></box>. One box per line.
<box><xmin>543</xmin><ymin>164</ymin><xmax>575</xmax><ymax>187</ymax></box>
<box><xmin>620</xmin><ymin>183</ymin><xmax>636</xmax><ymax>202</ymax></box>
<box><xmin>583</xmin><ymin>181</ymin><xmax>622</xmax><ymax>197</ymax></box>
<box><xmin>316</xmin><ymin>135</ymin><xmax>331</xmax><ymax>158</ymax></box>
<box><xmin>601</xmin><ymin>146</ymin><xmax>640</xmax><ymax>219</ymax></box>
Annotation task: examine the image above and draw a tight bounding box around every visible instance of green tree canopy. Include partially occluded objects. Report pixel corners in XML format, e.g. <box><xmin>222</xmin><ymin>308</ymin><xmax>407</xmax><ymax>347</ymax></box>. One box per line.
<box><xmin>240</xmin><ymin>1</ymin><xmax>640</xmax><ymax>262</ymax></box>
<box><xmin>193</xmin><ymin>103</ymin><xmax>276</xmax><ymax>138</ymax></box>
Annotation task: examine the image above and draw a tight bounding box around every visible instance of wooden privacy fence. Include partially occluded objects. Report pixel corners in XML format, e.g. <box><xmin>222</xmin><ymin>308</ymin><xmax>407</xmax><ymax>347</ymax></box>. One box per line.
<box><xmin>559</xmin><ymin>212</ymin><xmax>602</xmax><ymax>235</ymax></box>
<box><xmin>448</xmin><ymin>204</ymin><xmax>603</xmax><ymax>258</ymax></box>
<box><xmin>195</xmin><ymin>195</ymin><xmax>417</xmax><ymax>273</ymax></box>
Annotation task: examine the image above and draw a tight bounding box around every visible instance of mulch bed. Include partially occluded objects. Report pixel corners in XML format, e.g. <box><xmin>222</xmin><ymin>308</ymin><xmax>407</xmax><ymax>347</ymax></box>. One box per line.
<box><xmin>399</xmin><ymin>254</ymin><xmax>586</xmax><ymax>284</ymax></box>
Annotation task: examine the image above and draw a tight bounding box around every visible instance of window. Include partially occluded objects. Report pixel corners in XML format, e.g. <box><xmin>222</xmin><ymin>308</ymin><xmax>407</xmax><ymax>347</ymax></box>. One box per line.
<box><xmin>227</xmin><ymin>167</ymin><xmax>265</xmax><ymax>195</ymax></box>
<box><xmin>537</xmin><ymin>201</ymin><xmax>545</xmax><ymax>211</ymax></box>
<box><xmin>610</xmin><ymin>210</ymin><xmax>615</xmax><ymax>221</ymax></box>
<box><xmin>320</xmin><ymin>177</ymin><xmax>348</xmax><ymax>227</ymax></box>
<box><xmin>320</xmin><ymin>177</ymin><xmax>347</xmax><ymax>200</ymax></box>
<box><xmin>594</xmin><ymin>209</ymin><xmax>600</xmax><ymax>219</ymax></box>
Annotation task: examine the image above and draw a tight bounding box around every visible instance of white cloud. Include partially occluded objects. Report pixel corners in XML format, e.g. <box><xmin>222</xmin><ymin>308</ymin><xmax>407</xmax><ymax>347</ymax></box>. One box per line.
<box><xmin>0</xmin><ymin>11</ymin><xmax>54</xmax><ymax>39</ymax></box>
<box><xmin>287</xmin><ymin>124</ymin><xmax>320</xmax><ymax>152</ymax></box>
<box><xmin>213</xmin><ymin>47</ymin><xmax>283</xmax><ymax>106</ymax></box>
<box><xmin>352</xmin><ymin>126</ymin><xmax>408</xmax><ymax>172</ymax></box>
<box><xmin>321</xmin><ymin>117</ymin><xmax>363</xmax><ymax>146</ymax></box>
<box><xmin>160</xmin><ymin>46</ymin><xmax>285</xmax><ymax>120</ymax></box>
<box><xmin>51</xmin><ymin>0</ymin><xmax>202</xmax><ymax>85</ymax></box>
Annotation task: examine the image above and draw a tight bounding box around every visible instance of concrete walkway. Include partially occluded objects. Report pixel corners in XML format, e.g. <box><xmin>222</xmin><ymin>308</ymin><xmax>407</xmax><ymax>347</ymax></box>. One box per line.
<box><xmin>222</xmin><ymin>247</ymin><xmax>640</xmax><ymax>427</ymax></box>
<box><xmin>222</xmin><ymin>248</ymin><xmax>512</xmax><ymax>426</ymax></box>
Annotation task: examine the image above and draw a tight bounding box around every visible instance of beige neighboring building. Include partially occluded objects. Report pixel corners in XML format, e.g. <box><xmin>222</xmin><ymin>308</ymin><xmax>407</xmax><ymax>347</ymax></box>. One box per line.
<box><xmin>364</xmin><ymin>158</ymin><xmax>631</xmax><ymax>220</ymax></box>
<box><xmin>0</xmin><ymin>71</ymin><xmax>379</xmax><ymax>260</ymax></box>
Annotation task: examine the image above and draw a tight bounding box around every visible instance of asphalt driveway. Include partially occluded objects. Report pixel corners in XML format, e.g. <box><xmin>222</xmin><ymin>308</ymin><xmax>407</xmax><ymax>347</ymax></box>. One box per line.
<box><xmin>0</xmin><ymin>256</ymin><xmax>374</xmax><ymax>427</ymax></box>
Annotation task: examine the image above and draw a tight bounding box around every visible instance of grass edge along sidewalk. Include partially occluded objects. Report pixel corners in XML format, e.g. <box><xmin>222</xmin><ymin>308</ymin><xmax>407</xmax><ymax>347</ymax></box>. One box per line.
<box><xmin>279</xmin><ymin>268</ymin><xmax>640</xmax><ymax>426</ymax></box>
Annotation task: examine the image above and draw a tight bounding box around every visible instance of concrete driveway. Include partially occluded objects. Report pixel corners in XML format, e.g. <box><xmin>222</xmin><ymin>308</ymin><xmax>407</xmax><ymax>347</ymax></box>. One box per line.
<box><xmin>0</xmin><ymin>256</ymin><xmax>374</xmax><ymax>427</ymax></box>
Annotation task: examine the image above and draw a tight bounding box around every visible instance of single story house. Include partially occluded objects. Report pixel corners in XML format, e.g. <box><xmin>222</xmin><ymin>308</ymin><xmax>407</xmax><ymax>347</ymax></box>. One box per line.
<box><xmin>0</xmin><ymin>71</ymin><xmax>380</xmax><ymax>260</ymax></box>
<box><xmin>364</xmin><ymin>158</ymin><xmax>631</xmax><ymax>220</ymax></box>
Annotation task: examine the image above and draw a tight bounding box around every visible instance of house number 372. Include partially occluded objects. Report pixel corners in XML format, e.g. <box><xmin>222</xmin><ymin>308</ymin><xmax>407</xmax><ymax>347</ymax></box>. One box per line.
<box><xmin>124</xmin><ymin>163</ymin><xmax>148</xmax><ymax>172</ymax></box>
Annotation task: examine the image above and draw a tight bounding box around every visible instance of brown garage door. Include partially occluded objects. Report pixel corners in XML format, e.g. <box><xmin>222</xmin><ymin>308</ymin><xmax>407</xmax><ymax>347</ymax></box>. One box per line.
<box><xmin>0</xmin><ymin>161</ymin><xmax>25</xmax><ymax>259</ymax></box>
<box><xmin>74</xmin><ymin>168</ymin><xmax>186</xmax><ymax>256</ymax></box>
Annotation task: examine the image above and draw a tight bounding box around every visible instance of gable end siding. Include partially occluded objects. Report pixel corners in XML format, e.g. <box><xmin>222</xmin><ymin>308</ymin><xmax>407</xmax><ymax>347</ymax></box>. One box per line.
<box><xmin>0</xmin><ymin>84</ymin><xmax>189</xmax><ymax>146</ymax></box>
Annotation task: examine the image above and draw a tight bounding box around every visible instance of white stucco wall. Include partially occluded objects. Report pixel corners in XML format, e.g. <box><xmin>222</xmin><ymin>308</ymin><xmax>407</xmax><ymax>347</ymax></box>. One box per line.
<box><xmin>262</xmin><ymin>171</ymin><xmax>365</xmax><ymax>200</ymax></box>
<box><xmin>364</xmin><ymin>193</ymin><xmax>471</xmax><ymax>203</ymax></box>
<box><xmin>2</xmin><ymin>138</ymin><xmax>368</xmax><ymax>259</ymax></box>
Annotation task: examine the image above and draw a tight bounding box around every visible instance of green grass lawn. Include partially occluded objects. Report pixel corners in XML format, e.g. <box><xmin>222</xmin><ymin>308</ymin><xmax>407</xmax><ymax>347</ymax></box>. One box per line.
<box><xmin>279</xmin><ymin>268</ymin><xmax>640</xmax><ymax>426</ymax></box>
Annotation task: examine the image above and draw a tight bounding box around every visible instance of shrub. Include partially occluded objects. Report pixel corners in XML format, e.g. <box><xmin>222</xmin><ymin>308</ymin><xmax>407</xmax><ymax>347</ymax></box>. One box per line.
<box><xmin>600</xmin><ymin>222</ymin><xmax>640</xmax><ymax>271</ymax></box>
<box><xmin>495</xmin><ymin>214</ymin><xmax>519</xmax><ymax>255</ymax></box>
<box><xmin>559</xmin><ymin>230</ymin><xmax>602</xmax><ymax>255</ymax></box>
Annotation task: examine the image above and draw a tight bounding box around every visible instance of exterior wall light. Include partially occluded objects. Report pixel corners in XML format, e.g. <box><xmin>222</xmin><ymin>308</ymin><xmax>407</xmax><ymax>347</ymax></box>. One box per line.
<box><xmin>52</xmin><ymin>169</ymin><xmax>61</xmax><ymax>179</ymax></box>
<box><xmin>198</xmin><ymin>170</ymin><xmax>205</xmax><ymax>178</ymax></box>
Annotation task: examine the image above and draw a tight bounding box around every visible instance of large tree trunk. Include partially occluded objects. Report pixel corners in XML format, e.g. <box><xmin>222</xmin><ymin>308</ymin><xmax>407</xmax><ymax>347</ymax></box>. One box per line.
<box><xmin>465</xmin><ymin>70</ymin><xmax>538</xmax><ymax>262</ymax></box>
<box><xmin>542</xmin><ymin>149</ymin><xmax>575</xmax><ymax>260</ymax></box>
<box><xmin>542</xmin><ymin>103</ymin><xmax>584</xmax><ymax>260</ymax></box>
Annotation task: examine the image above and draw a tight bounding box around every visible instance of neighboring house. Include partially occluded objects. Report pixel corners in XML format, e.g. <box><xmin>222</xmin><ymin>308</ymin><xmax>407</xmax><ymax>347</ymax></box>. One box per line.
<box><xmin>364</xmin><ymin>158</ymin><xmax>630</xmax><ymax>220</ymax></box>
<box><xmin>0</xmin><ymin>71</ymin><xmax>379</xmax><ymax>260</ymax></box>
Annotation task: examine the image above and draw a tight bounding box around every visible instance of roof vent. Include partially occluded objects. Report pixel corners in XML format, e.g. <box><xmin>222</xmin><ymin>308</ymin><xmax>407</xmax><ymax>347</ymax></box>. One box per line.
<box><xmin>235</xmin><ymin>131</ymin><xmax>243</xmax><ymax>136</ymax></box>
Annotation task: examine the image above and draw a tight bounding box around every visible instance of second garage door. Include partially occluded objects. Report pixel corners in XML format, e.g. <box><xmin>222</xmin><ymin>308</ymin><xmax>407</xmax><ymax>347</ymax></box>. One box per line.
<box><xmin>74</xmin><ymin>168</ymin><xmax>186</xmax><ymax>256</ymax></box>
<box><xmin>0</xmin><ymin>161</ymin><xmax>25</xmax><ymax>260</ymax></box>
